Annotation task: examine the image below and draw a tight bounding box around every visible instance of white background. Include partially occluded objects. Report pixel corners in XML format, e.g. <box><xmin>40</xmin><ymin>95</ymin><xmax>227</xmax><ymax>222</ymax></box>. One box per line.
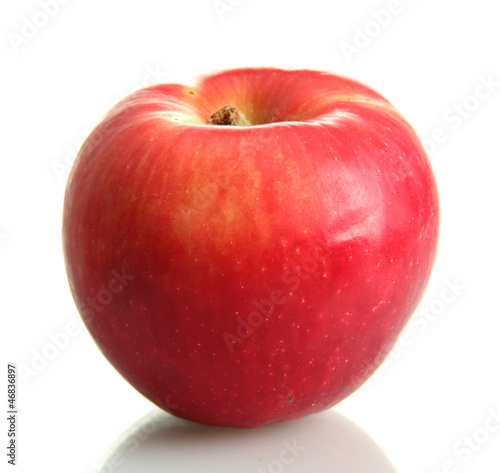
<box><xmin>2</xmin><ymin>0</ymin><xmax>499</xmax><ymax>472</ymax></box>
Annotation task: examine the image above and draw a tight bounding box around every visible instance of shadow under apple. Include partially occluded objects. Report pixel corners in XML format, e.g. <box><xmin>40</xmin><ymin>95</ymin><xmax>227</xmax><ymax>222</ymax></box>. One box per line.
<box><xmin>96</xmin><ymin>408</ymin><xmax>396</xmax><ymax>473</ymax></box>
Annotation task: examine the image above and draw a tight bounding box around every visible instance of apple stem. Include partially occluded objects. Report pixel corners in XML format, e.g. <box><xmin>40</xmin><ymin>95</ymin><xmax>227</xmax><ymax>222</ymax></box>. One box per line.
<box><xmin>208</xmin><ymin>105</ymin><xmax>251</xmax><ymax>126</ymax></box>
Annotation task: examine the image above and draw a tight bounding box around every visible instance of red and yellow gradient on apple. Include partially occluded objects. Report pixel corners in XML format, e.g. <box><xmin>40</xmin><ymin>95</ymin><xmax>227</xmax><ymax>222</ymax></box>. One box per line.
<box><xmin>63</xmin><ymin>67</ymin><xmax>439</xmax><ymax>428</ymax></box>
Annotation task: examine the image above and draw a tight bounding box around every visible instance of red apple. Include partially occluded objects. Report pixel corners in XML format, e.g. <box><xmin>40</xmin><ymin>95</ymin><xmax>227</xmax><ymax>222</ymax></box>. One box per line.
<box><xmin>63</xmin><ymin>67</ymin><xmax>439</xmax><ymax>428</ymax></box>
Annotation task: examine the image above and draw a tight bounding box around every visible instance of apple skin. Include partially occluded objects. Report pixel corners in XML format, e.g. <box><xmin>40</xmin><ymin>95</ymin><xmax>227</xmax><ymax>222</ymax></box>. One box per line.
<box><xmin>63</xmin><ymin>67</ymin><xmax>439</xmax><ymax>428</ymax></box>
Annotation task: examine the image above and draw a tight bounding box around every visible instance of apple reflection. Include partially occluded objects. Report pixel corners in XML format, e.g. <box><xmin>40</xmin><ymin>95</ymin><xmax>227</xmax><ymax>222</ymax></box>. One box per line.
<box><xmin>96</xmin><ymin>408</ymin><xmax>396</xmax><ymax>473</ymax></box>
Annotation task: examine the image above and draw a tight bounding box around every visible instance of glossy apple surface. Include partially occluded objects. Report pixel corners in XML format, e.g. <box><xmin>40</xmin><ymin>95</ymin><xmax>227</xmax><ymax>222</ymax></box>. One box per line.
<box><xmin>63</xmin><ymin>67</ymin><xmax>439</xmax><ymax>428</ymax></box>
